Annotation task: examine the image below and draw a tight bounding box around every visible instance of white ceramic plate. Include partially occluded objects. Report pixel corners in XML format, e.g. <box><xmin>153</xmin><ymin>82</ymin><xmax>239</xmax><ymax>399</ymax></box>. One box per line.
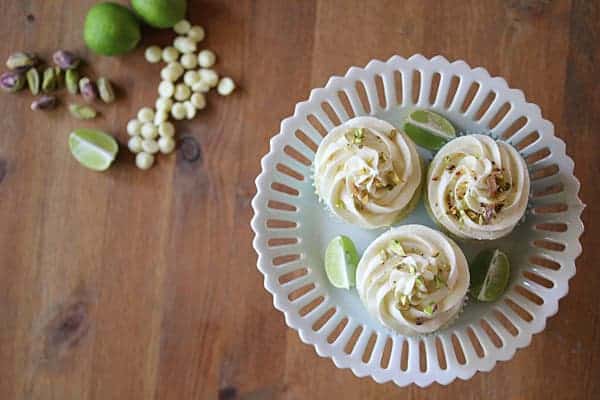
<box><xmin>251</xmin><ymin>55</ymin><xmax>584</xmax><ymax>387</ymax></box>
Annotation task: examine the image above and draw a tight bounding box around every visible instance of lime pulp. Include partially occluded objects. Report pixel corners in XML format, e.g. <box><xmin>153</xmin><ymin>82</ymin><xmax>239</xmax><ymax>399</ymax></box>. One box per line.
<box><xmin>69</xmin><ymin>129</ymin><xmax>119</xmax><ymax>171</ymax></box>
<box><xmin>403</xmin><ymin>109</ymin><xmax>456</xmax><ymax>150</ymax></box>
<box><xmin>469</xmin><ymin>249</ymin><xmax>511</xmax><ymax>302</ymax></box>
<box><xmin>325</xmin><ymin>235</ymin><xmax>360</xmax><ymax>289</ymax></box>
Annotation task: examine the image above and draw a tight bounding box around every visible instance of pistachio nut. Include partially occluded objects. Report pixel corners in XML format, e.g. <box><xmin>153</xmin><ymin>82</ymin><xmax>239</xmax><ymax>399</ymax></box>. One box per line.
<box><xmin>31</xmin><ymin>95</ymin><xmax>57</xmax><ymax>111</ymax></box>
<box><xmin>41</xmin><ymin>67</ymin><xmax>57</xmax><ymax>92</ymax></box>
<box><xmin>97</xmin><ymin>77</ymin><xmax>115</xmax><ymax>103</ymax></box>
<box><xmin>65</xmin><ymin>69</ymin><xmax>79</xmax><ymax>95</ymax></box>
<box><xmin>52</xmin><ymin>50</ymin><xmax>81</xmax><ymax>70</ymax></box>
<box><xmin>26</xmin><ymin>68</ymin><xmax>40</xmax><ymax>95</ymax></box>
<box><xmin>6</xmin><ymin>52</ymin><xmax>37</xmax><ymax>70</ymax></box>
<box><xmin>68</xmin><ymin>103</ymin><xmax>97</xmax><ymax>120</ymax></box>
<box><xmin>0</xmin><ymin>71</ymin><xmax>25</xmax><ymax>92</ymax></box>
<box><xmin>79</xmin><ymin>77</ymin><xmax>97</xmax><ymax>103</ymax></box>
<box><xmin>54</xmin><ymin>66</ymin><xmax>62</xmax><ymax>88</ymax></box>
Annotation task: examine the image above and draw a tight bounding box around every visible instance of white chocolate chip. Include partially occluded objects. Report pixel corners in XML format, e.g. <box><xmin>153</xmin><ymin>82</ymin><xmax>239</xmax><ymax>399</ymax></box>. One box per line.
<box><xmin>137</xmin><ymin>107</ymin><xmax>155</xmax><ymax>123</ymax></box>
<box><xmin>158</xmin><ymin>81</ymin><xmax>175</xmax><ymax>98</ymax></box>
<box><xmin>142</xmin><ymin>138</ymin><xmax>160</xmax><ymax>154</ymax></box>
<box><xmin>154</xmin><ymin>109</ymin><xmax>168</xmax><ymax>125</ymax></box>
<box><xmin>158</xmin><ymin>121</ymin><xmax>175</xmax><ymax>137</ymax></box>
<box><xmin>197</xmin><ymin>49</ymin><xmax>216</xmax><ymax>68</ymax></box>
<box><xmin>187</xmin><ymin>25</ymin><xmax>205</xmax><ymax>42</ymax></box>
<box><xmin>145</xmin><ymin>46</ymin><xmax>162</xmax><ymax>63</ymax></box>
<box><xmin>136</xmin><ymin>152</ymin><xmax>155</xmax><ymax>170</ymax></box>
<box><xmin>141</xmin><ymin>122</ymin><xmax>158</xmax><ymax>139</ymax></box>
<box><xmin>184</xmin><ymin>101</ymin><xmax>197</xmax><ymax>120</ymax></box>
<box><xmin>180</xmin><ymin>53</ymin><xmax>198</xmax><ymax>70</ymax></box>
<box><xmin>162</xmin><ymin>46</ymin><xmax>180</xmax><ymax>63</ymax></box>
<box><xmin>191</xmin><ymin>80</ymin><xmax>210</xmax><ymax>93</ymax></box>
<box><xmin>191</xmin><ymin>93</ymin><xmax>206</xmax><ymax>110</ymax></box>
<box><xmin>171</xmin><ymin>102</ymin><xmax>186</xmax><ymax>120</ymax></box>
<box><xmin>128</xmin><ymin>136</ymin><xmax>143</xmax><ymax>153</ymax></box>
<box><xmin>127</xmin><ymin>119</ymin><xmax>142</xmax><ymax>136</ymax></box>
<box><xmin>198</xmin><ymin>68</ymin><xmax>219</xmax><ymax>87</ymax></box>
<box><xmin>174</xmin><ymin>83</ymin><xmax>191</xmax><ymax>101</ymax></box>
<box><xmin>174</xmin><ymin>36</ymin><xmax>197</xmax><ymax>54</ymax></box>
<box><xmin>217</xmin><ymin>77</ymin><xmax>236</xmax><ymax>96</ymax></box>
<box><xmin>183</xmin><ymin>70</ymin><xmax>200</xmax><ymax>87</ymax></box>
<box><xmin>156</xmin><ymin>97</ymin><xmax>173</xmax><ymax>112</ymax></box>
<box><xmin>174</xmin><ymin>19</ymin><xmax>191</xmax><ymax>35</ymax></box>
<box><xmin>158</xmin><ymin>136</ymin><xmax>176</xmax><ymax>154</ymax></box>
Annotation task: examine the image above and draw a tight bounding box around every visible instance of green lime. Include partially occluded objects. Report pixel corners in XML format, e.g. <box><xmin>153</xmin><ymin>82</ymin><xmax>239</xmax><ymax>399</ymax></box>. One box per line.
<box><xmin>69</xmin><ymin>129</ymin><xmax>119</xmax><ymax>171</ymax></box>
<box><xmin>325</xmin><ymin>235</ymin><xmax>359</xmax><ymax>289</ymax></box>
<box><xmin>131</xmin><ymin>0</ymin><xmax>187</xmax><ymax>28</ymax></box>
<box><xmin>403</xmin><ymin>109</ymin><xmax>456</xmax><ymax>150</ymax></box>
<box><xmin>469</xmin><ymin>249</ymin><xmax>511</xmax><ymax>302</ymax></box>
<box><xmin>84</xmin><ymin>2</ymin><xmax>141</xmax><ymax>56</ymax></box>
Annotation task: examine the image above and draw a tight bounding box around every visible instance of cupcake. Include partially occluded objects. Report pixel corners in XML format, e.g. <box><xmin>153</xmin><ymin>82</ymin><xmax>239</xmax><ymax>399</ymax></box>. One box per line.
<box><xmin>313</xmin><ymin>116</ymin><xmax>422</xmax><ymax>229</ymax></box>
<box><xmin>426</xmin><ymin>134</ymin><xmax>530</xmax><ymax>240</ymax></box>
<box><xmin>356</xmin><ymin>225</ymin><xmax>469</xmax><ymax>336</ymax></box>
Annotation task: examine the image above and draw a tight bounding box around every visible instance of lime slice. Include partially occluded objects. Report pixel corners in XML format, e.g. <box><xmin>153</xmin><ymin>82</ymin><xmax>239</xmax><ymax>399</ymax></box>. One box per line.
<box><xmin>69</xmin><ymin>129</ymin><xmax>119</xmax><ymax>171</ymax></box>
<box><xmin>469</xmin><ymin>249</ymin><xmax>511</xmax><ymax>302</ymax></box>
<box><xmin>325</xmin><ymin>235</ymin><xmax>359</xmax><ymax>289</ymax></box>
<box><xmin>403</xmin><ymin>109</ymin><xmax>456</xmax><ymax>150</ymax></box>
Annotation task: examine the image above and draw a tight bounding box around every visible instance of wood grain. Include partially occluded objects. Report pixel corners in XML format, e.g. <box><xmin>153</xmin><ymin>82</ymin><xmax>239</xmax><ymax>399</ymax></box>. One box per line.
<box><xmin>0</xmin><ymin>0</ymin><xmax>597</xmax><ymax>399</ymax></box>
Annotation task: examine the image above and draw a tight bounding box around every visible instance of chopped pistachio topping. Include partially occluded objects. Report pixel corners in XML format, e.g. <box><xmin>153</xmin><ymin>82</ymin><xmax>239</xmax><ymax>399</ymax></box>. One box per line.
<box><xmin>423</xmin><ymin>303</ymin><xmax>437</xmax><ymax>316</ymax></box>
<box><xmin>344</xmin><ymin>127</ymin><xmax>365</xmax><ymax>145</ymax></box>
<box><xmin>387</xmin><ymin>170</ymin><xmax>402</xmax><ymax>185</ymax></box>
<box><xmin>388</xmin><ymin>240</ymin><xmax>406</xmax><ymax>256</ymax></box>
<box><xmin>434</xmin><ymin>275</ymin><xmax>446</xmax><ymax>289</ymax></box>
<box><xmin>398</xmin><ymin>295</ymin><xmax>409</xmax><ymax>310</ymax></box>
<box><xmin>360</xmin><ymin>192</ymin><xmax>369</xmax><ymax>205</ymax></box>
<box><xmin>388</xmin><ymin>129</ymin><xmax>397</xmax><ymax>140</ymax></box>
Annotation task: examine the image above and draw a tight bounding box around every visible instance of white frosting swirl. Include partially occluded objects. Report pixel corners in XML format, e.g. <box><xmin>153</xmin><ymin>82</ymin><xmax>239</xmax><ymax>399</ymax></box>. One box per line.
<box><xmin>426</xmin><ymin>134</ymin><xmax>530</xmax><ymax>240</ymax></box>
<box><xmin>357</xmin><ymin>225</ymin><xmax>469</xmax><ymax>335</ymax></box>
<box><xmin>314</xmin><ymin>117</ymin><xmax>422</xmax><ymax>229</ymax></box>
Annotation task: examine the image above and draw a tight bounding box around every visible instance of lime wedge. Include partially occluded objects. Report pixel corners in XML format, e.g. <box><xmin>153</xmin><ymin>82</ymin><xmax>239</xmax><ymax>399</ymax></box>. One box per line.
<box><xmin>325</xmin><ymin>235</ymin><xmax>359</xmax><ymax>289</ymax></box>
<box><xmin>403</xmin><ymin>109</ymin><xmax>456</xmax><ymax>150</ymax></box>
<box><xmin>469</xmin><ymin>249</ymin><xmax>511</xmax><ymax>302</ymax></box>
<box><xmin>69</xmin><ymin>129</ymin><xmax>118</xmax><ymax>171</ymax></box>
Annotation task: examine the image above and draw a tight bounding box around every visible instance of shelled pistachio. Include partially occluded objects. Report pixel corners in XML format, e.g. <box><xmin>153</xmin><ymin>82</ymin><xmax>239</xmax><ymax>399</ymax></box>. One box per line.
<box><xmin>65</xmin><ymin>69</ymin><xmax>79</xmax><ymax>95</ymax></box>
<box><xmin>97</xmin><ymin>77</ymin><xmax>115</xmax><ymax>103</ymax></box>
<box><xmin>31</xmin><ymin>95</ymin><xmax>57</xmax><ymax>111</ymax></box>
<box><xmin>0</xmin><ymin>71</ymin><xmax>25</xmax><ymax>92</ymax></box>
<box><xmin>52</xmin><ymin>50</ymin><xmax>81</xmax><ymax>70</ymax></box>
<box><xmin>42</xmin><ymin>67</ymin><xmax>57</xmax><ymax>92</ymax></box>
<box><xmin>69</xmin><ymin>103</ymin><xmax>97</xmax><ymax>120</ymax></box>
<box><xmin>26</xmin><ymin>68</ymin><xmax>40</xmax><ymax>95</ymax></box>
<box><xmin>6</xmin><ymin>52</ymin><xmax>37</xmax><ymax>70</ymax></box>
<box><xmin>79</xmin><ymin>77</ymin><xmax>97</xmax><ymax>102</ymax></box>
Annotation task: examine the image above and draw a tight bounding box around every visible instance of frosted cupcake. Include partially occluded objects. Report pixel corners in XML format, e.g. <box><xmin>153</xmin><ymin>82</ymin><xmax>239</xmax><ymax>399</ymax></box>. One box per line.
<box><xmin>426</xmin><ymin>134</ymin><xmax>530</xmax><ymax>241</ymax></box>
<box><xmin>356</xmin><ymin>225</ymin><xmax>469</xmax><ymax>336</ymax></box>
<box><xmin>313</xmin><ymin>117</ymin><xmax>422</xmax><ymax>229</ymax></box>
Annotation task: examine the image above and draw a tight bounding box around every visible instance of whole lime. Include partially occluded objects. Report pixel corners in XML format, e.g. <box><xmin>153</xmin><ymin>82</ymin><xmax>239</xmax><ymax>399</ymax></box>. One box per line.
<box><xmin>84</xmin><ymin>2</ymin><xmax>141</xmax><ymax>56</ymax></box>
<box><xmin>131</xmin><ymin>0</ymin><xmax>187</xmax><ymax>29</ymax></box>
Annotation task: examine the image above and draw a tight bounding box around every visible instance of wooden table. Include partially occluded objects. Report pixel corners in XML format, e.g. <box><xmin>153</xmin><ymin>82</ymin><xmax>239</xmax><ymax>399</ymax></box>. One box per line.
<box><xmin>0</xmin><ymin>0</ymin><xmax>598</xmax><ymax>399</ymax></box>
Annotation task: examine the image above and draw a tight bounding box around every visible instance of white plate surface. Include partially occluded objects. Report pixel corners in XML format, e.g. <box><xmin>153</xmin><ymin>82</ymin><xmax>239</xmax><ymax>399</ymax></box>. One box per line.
<box><xmin>251</xmin><ymin>55</ymin><xmax>584</xmax><ymax>386</ymax></box>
